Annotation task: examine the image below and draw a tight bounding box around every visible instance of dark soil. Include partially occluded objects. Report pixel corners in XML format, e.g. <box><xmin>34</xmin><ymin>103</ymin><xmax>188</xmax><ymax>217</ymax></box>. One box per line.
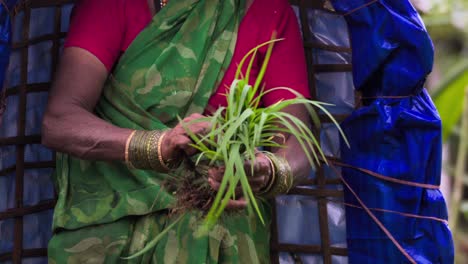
<box><xmin>165</xmin><ymin>160</ymin><xmax>216</xmax><ymax>213</ymax></box>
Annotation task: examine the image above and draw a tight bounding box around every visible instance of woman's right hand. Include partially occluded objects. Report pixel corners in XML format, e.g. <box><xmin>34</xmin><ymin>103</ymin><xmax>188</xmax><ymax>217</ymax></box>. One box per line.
<box><xmin>160</xmin><ymin>113</ymin><xmax>211</xmax><ymax>164</ymax></box>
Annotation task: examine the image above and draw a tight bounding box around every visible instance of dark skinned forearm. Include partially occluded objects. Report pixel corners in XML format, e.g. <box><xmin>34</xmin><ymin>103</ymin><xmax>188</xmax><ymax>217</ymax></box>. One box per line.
<box><xmin>42</xmin><ymin>104</ymin><xmax>133</xmax><ymax>161</ymax></box>
<box><xmin>42</xmin><ymin>47</ymin><xmax>133</xmax><ymax>161</ymax></box>
<box><xmin>272</xmin><ymin>104</ymin><xmax>313</xmax><ymax>187</ymax></box>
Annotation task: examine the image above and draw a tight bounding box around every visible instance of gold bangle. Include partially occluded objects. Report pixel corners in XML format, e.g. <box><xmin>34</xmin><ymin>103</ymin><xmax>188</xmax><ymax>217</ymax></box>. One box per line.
<box><xmin>127</xmin><ymin>130</ymin><xmax>182</xmax><ymax>172</ymax></box>
<box><xmin>128</xmin><ymin>130</ymin><xmax>161</xmax><ymax>171</ymax></box>
<box><xmin>139</xmin><ymin>131</ymin><xmax>152</xmax><ymax>169</ymax></box>
<box><xmin>259</xmin><ymin>154</ymin><xmax>293</xmax><ymax>199</ymax></box>
<box><xmin>131</xmin><ymin>130</ymin><xmax>145</xmax><ymax>169</ymax></box>
<box><xmin>147</xmin><ymin>131</ymin><xmax>164</xmax><ymax>171</ymax></box>
<box><xmin>157</xmin><ymin>131</ymin><xmax>171</xmax><ymax>171</ymax></box>
<box><xmin>147</xmin><ymin>131</ymin><xmax>158</xmax><ymax>167</ymax></box>
<box><xmin>125</xmin><ymin>130</ymin><xmax>136</xmax><ymax>169</ymax></box>
<box><xmin>256</xmin><ymin>153</ymin><xmax>276</xmax><ymax>195</ymax></box>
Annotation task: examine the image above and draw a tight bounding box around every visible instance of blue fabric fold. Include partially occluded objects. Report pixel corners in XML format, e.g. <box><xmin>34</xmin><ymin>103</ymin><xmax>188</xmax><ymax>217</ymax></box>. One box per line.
<box><xmin>333</xmin><ymin>0</ymin><xmax>433</xmax><ymax>96</ymax></box>
<box><xmin>0</xmin><ymin>2</ymin><xmax>11</xmax><ymax>93</ymax></box>
<box><xmin>330</xmin><ymin>0</ymin><xmax>454</xmax><ymax>262</ymax></box>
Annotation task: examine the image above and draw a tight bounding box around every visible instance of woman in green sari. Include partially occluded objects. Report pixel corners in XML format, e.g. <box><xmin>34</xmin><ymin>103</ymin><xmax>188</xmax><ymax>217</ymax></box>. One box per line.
<box><xmin>42</xmin><ymin>0</ymin><xmax>312</xmax><ymax>262</ymax></box>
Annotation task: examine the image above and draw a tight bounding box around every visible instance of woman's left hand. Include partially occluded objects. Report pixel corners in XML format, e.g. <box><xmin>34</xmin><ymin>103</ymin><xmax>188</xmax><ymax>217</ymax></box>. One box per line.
<box><xmin>206</xmin><ymin>152</ymin><xmax>273</xmax><ymax>209</ymax></box>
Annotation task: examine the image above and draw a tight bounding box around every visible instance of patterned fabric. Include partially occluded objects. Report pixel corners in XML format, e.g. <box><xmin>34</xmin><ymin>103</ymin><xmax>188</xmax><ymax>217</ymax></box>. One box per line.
<box><xmin>49</xmin><ymin>0</ymin><xmax>272</xmax><ymax>263</ymax></box>
<box><xmin>49</xmin><ymin>208</ymin><xmax>271</xmax><ymax>264</ymax></box>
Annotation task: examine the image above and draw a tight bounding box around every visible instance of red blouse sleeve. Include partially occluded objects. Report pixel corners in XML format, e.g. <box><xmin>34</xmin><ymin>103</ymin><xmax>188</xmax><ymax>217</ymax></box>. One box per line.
<box><xmin>64</xmin><ymin>0</ymin><xmax>126</xmax><ymax>72</ymax></box>
<box><xmin>261</xmin><ymin>0</ymin><xmax>311</xmax><ymax>106</ymax></box>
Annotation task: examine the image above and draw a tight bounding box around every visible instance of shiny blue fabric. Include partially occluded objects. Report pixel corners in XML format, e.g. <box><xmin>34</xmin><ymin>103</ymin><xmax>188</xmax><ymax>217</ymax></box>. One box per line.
<box><xmin>330</xmin><ymin>0</ymin><xmax>454</xmax><ymax>263</ymax></box>
<box><xmin>0</xmin><ymin>2</ymin><xmax>12</xmax><ymax>93</ymax></box>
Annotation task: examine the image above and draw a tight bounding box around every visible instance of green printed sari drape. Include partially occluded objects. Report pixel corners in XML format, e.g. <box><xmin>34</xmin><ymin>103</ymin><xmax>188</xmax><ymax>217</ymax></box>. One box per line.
<box><xmin>49</xmin><ymin>0</ymin><xmax>271</xmax><ymax>263</ymax></box>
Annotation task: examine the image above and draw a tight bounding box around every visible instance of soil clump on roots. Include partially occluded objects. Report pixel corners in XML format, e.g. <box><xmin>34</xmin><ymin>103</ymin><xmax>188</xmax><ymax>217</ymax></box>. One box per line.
<box><xmin>165</xmin><ymin>160</ymin><xmax>215</xmax><ymax>213</ymax></box>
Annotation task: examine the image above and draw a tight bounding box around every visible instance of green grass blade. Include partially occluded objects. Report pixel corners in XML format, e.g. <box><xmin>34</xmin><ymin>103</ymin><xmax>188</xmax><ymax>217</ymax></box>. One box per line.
<box><xmin>254</xmin><ymin>32</ymin><xmax>278</xmax><ymax>92</ymax></box>
<box><xmin>203</xmin><ymin>147</ymin><xmax>234</xmax><ymax>228</ymax></box>
<box><xmin>310</xmin><ymin>101</ymin><xmax>350</xmax><ymax>148</ymax></box>
<box><xmin>253</xmin><ymin>112</ymin><xmax>268</xmax><ymax>146</ymax></box>
<box><xmin>244</xmin><ymin>49</ymin><xmax>258</xmax><ymax>84</ymax></box>
<box><xmin>234</xmin><ymin>38</ymin><xmax>285</xmax><ymax>80</ymax></box>
<box><xmin>213</xmin><ymin>146</ymin><xmax>242</xmax><ymax>217</ymax></box>
<box><xmin>276</xmin><ymin>112</ymin><xmax>323</xmax><ymax>163</ymax></box>
<box><xmin>271</xmin><ymin>112</ymin><xmax>324</xmax><ymax>166</ymax></box>
<box><xmin>122</xmin><ymin>215</ymin><xmax>184</xmax><ymax>260</ymax></box>
<box><xmin>219</xmin><ymin>109</ymin><xmax>254</xmax><ymax>150</ymax></box>
<box><xmin>236</xmin><ymin>157</ymin><xmax>265</xmax><ymax>224</ymax></box>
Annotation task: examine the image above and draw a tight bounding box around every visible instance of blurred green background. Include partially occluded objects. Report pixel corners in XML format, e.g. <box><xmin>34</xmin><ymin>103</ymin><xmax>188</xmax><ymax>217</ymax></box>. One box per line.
<box><xmin>412</xmin><ymin>0</ymin><xmax>468</xmax><ymax>262</ymax></box>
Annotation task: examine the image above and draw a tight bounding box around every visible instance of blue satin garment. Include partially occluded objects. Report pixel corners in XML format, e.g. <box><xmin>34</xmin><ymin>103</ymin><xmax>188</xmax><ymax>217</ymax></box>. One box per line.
<box><xmin>0</xmin><ymin>1</ymin><xmax>12</xmax><ymax>93</ymax></box>
<box><xmin>330</xmin><ymin>0</ymin><xmax>454</xmax><ymax>263</ymax></box>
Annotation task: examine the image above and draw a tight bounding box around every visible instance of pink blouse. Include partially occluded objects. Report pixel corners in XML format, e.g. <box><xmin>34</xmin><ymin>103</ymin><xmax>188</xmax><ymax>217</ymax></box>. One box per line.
<box><xmin>64</xmin><ymin>0</ymin><xmax>310</xmax><ymax>109</ymax></box>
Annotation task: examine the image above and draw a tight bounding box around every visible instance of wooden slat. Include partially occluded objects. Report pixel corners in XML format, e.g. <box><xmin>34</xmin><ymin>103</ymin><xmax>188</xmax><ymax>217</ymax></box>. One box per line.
<box><xmin>12</xmin><ymin>3</ymin><xmax>31</xmax><ymax>262</ymax></box>
<box><xmin>29</xmin><ymin>0</ymin><xmax>74</xmax><ymax>7</ymax></box>
<box><xmin>51</xmin><ymin>6</ymin><xmax>62</xmax><ymax>77</ymax></box>
<box><xmin>5</xmin><ymin>82</ymin><xmax>51</xmax><ymax>97</ymax></box>
<box><xmin>270</xmin><ymin>198</ymin><xmax>280</xmax><ymax>264</ymax></box>
<box><xmin>13</xmin><ymin>0</ymin><xmax>74</xmax><ymax>14</ymax></box>
<box><xmin>273</xmin><ymin>243</ymin><xmax>348</xmax><ymax>256</ymax></box>
<box><xmin>313</xmin><ymin>64</ymin><xmax>353</xmax><ymax>73</ymax></box>
<box><xmin>0</xmin><ymin>200</ymin><xmax>56</xmax><ymax>220</ymax></box>
<box><xmin>301</xmin><ymin>178</ymin><xmax>342</xmax><ymax>186</ymax></box>
<box><xmin>319</xmin><ymin>114</ymin><xmax>350</xmax><ymax>124</ymax></box>
<box><xmin>0</xmin><ymin>248</ymin><xmax>48</xmax><ymax>262</ymax></box>
<box><xmin>12</xmin><ymin>32</ymin><xmax>67</xmax><ymax>49</ymax></box>
<box><xmin>0</xmin><ymin>135</ymin><xmax>42</xmax><ymax>146</ymax></box>
<box><xmin>0</xmin><ymin>161</ymin><xmax>56</xmax><ymax>177</ymax></box>
<box><xmin>290</xmin><ymin>0</ymin><xmax>325</xmax><ymax>9</ymax></box>
<box><xmin>304</xmin><ymin>42</ymin><xmax>351</xmax><ymax>53</ymax></box>
<box><xmin>318</xmin><ymin>198</ymin><xmax>332</xmax><ymax>263</ymax></box>
<box><xmin>288</xmin><ymin>187</ymin><xmax>344</xmax><ymax>198</ymax></box>
<box><xmin>289</xmin><ymin>0</ymin><xmax>339</xmax><ymax>13</ymax></box>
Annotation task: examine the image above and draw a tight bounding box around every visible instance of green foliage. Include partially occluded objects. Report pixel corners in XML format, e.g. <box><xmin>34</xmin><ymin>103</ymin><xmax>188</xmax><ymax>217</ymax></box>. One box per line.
<box><xmin>432</xmin><ymin>59</ymin><xmax>468</xmax><ymax>141</ymax></box>
<box><xmin>462</xmin><ymin>201</ymin><xmax>468</xmax><ymax>218</ymax></box>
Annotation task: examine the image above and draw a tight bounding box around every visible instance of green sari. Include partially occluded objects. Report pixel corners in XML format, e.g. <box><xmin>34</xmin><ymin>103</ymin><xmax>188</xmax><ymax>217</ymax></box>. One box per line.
<box><xmin>48</xmin><ymin>0</ymin><xmax>271</xmax><ymax>263</ymax></box>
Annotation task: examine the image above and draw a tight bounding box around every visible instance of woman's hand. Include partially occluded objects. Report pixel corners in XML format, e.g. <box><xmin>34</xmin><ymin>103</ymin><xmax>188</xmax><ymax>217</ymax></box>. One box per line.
<box><xmin>160</xmin><ymin>113</ymin><xmax>211</xmax><ymax>164</ymax></box>
<box><xmin>206</xmin><ymin>152</ymin><xmax>273</xmax><ymax>209</ymax></box>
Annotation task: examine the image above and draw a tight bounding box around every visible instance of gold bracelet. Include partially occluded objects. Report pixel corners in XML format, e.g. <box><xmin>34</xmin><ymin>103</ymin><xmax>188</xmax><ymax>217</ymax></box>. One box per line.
<box><xmin>127</xmin><ymin>130</ymin><xmax>174</xmax><ymax>172</ymax></box>
<box><xmin>129</xmin><ymin>130</ymin><xmax>148</xmax><ymax>169</ymax></box>
<box><xmin>157</xmin><ymin>131</ymin><xmax>171</xmax><ymax>171</ymax></box>
<box><xmin>147</xmin><ymin>131</ymin><xmax>158</xmax><ymax>166</ymax></box>
<box><xmin>130</xmin><ymin>130</ymin><xmax>145</xmax><ymax>169</ymax></box>
<box><xmin>139</xmin><ymin>131</ymin><xmax>152</xmax><ymax>169</ymax></box>
<box><xmin>256</xmin><ymin>153</ymin><xmax>276</xmax><ymax>195</ymax></box>
<box><xmin>148</xmin><ymin>130</ymin><xmax>169</xmax><ymax>172</ymax></box>
<box><xmin>125</xmin><ymin>130</ymin><xmax>137</xmax><ymax>168</ymax></box>
<box><xmin>259</xmin><ymin>154</ymin><xmax>293</xmax><ymax>199</ymax></box>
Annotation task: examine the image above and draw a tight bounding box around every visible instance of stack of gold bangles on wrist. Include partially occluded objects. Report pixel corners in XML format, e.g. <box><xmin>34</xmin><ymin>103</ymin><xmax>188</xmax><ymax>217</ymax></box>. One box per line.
<box><xmin>125</xmin><ymin>130</ymin><xmax>179</xmax><ymax>172</ymax></box>
<box><xmin>257</xmin><ymin>153</ymin><xmax>294</xmax><ymax>198</ymax></box>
